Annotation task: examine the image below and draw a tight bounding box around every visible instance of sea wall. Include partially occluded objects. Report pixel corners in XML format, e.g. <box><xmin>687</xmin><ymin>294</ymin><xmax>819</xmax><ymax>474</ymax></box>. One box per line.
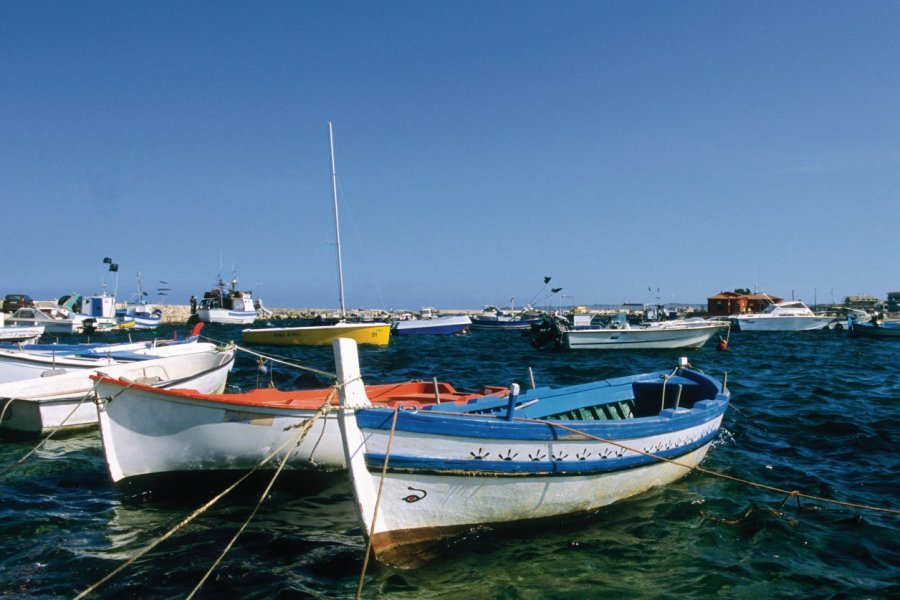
<box><xmin>156</xmin><ymin>305</ymin><xmax>403</xmax><ymax>324</ymax></box>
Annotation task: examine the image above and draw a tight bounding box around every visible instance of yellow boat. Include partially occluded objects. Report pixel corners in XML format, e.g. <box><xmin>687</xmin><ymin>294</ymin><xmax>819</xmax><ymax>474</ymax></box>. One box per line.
<box><xmin>241</xmin><ymin>322</ymin><xmax>390</xmax><ymax>346</ymax></box>
<box><xmin>244</xmin><ymin>124</ymin><xmax>392</xmax><ymax>347</ymax></box>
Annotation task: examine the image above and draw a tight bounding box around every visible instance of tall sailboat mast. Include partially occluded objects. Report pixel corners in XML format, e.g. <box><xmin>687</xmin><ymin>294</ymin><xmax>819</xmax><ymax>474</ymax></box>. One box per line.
<box><xmin>328</xmin><ymin>122</ymin><xmax>346</xmax><ymax>317</ymax></box>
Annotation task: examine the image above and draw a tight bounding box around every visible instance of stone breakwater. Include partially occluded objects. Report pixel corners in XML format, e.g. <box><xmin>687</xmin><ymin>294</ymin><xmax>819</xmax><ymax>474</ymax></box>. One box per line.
<box><xmin>157</xmin><ymin>305</ymin><xmax>477</xmax><ymax>324</ymax></box>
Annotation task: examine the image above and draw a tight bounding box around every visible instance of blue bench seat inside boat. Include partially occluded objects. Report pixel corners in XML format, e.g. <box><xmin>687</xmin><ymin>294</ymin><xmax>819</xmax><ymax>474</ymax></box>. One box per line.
<box><xmin>631</xmin><ymin>372</ymin><xmax>716</xmax><ymax>417</ymax></box>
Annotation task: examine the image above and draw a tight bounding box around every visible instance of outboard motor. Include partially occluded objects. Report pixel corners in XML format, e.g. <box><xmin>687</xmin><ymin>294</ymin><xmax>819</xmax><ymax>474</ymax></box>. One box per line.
<box><xmin>528</xmin><ymin>314</ymin><xmax>568</xmax><ymax>349</ymax></box>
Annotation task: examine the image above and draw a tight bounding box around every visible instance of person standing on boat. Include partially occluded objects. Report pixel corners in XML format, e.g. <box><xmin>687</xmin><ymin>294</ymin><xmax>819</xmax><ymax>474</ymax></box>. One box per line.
<box><xmin>190</xmin><ymin>295</ymin><xmax>197</xmax><ymax>314</ymax></box>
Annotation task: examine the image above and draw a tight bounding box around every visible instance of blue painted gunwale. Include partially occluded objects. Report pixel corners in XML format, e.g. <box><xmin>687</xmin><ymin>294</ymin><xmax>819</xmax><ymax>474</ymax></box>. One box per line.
<box><xmin>362</xmin><ymin>425</ymin><xmax>720</xmax><ymax>476</ymax></box>
<box><xmin>0</xmin><ymin>342</ymin><xmax>108</xmax><ymax>354</ymax></box>
<box><xmin>420</xmin><ymin>368</ymin><xmax>720</xmax><ymax>418</ymax></box>
<box><xmin>354</xmin><ymin>398</ymin><xmax>728</xmax><ymax>442</ymax></box>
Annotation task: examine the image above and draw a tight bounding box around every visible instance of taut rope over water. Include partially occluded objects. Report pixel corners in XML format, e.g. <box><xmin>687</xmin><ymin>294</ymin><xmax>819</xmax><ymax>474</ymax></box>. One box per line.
<box><xmin>76</xmin><ymin>387</ymin><xmax>340</xmax><ymax>599</ymax></box>
<box><xmin>0</xmin><ymin>387</ymin><xmax>98</xmax><ymax>478</ymax></box>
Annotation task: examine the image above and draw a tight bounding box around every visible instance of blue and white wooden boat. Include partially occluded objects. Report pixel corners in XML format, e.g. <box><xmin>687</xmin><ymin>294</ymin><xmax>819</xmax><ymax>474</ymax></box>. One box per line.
<box><xmin>116</xmin><ymin>273</ymin><xmax>163</xmax><ymax>329</ymax></box>
<box><xmin>392</xmin><ymin>309</ymin><xmax>471</xmax><ymax>336</ymax></box>
<box><xmin>847</xmin><ymin>314</ymin><xmax>900</xmax><ymax>339</ymax></box>
<box><xmin>334</xmin><ymin>338</ymin><xmax>730</xmax><ymax>566</ymax></box>
<box><xmin>117</xmin><ymin>304</ymin><xmax>163</xmax><ymax>329</ymax></box>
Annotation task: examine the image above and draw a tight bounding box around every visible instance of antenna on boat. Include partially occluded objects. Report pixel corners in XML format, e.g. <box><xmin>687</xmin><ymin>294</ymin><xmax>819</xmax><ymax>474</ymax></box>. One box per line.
<box><xmin>329</xmin><ymin>122</ymin><xmax>347</xmax><ymax>318</ymax></box>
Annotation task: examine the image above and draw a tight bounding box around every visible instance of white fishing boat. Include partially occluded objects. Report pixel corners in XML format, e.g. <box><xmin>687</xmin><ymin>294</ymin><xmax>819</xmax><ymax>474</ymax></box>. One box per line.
<box><xmin>730</xmin><ymin>300</ymin><xmax>834</xmax><ymax>331</ymax></box>
<box><xmin>91</xmin><ymin>379</ymin><xmax>505</xmax><ymax>486</ymax></box>
<box><xmin>196</xmin><ymin>272</ymin><xmax>259</xmax><ymax>325</ymax></box>
<box><xmin>530</xmin><ymin>313</ymin><xmax>727</xmax><ymax>350</ymax></box>
<box><xmin>0</xmin><ymin>344</ymin><xmax>235</xmax><ymax>437</ymax></box>
<box><xmin>335</xmin><ymin>338</ymin><xmax>730</xmax><ymax>566</ymax></box>
<box><xmin>469</xmin><ymin>304</ymin><xmax>543</xmax><ymax>331</ymax></box>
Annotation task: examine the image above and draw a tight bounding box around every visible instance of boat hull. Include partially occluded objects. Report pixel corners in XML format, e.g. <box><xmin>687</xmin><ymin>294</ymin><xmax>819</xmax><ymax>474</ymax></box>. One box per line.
<box><xmin>848</xmin><ymin>319</ymin><xmax>900</xmax><ymax>339</ymax></box>
<box><xmin>563</xmin><ymin>324</ymin><xmax>720</xmax><ymax>350</ymax></box>
<box><xmin>343</xmin><ymin>402</ymin><xmax>725</xmax><ymax>566</ymax></box>
<box><xmin>469</xmin><ymin>317</ymin><xmax>541</xmax><ymax>331</ymax></box>
<box><xmin>333</xmin><ymin>337</ymin><xmax>730</xmax><ymax>566</ymax></box>
<box><xmin>0</xmin><ymin>347</ymin><xmax>235</xmax><ymax>437</ymax></box>
<box><xmin>242</xmin><ymin>322</ymin><xmax>391</xmax><ymax>346</ymax></box>
<box><xmin>365</xmin><ymin>442</ymin><xmax>716</xmax><ymax>566</ymax></box>
<box><xmin>197</xmin><ymin>308</ymin><xmax>257</xmax><ymax>325</ymax></box>
<box><xmin>0</xmin><ymin>325</ymin><xmax>44</xmax><ymax>344</ymax></box>
<box><xmin>730</xmin><ymin>316</ymin><xmax>833</xmax><ymax>331</ymax></box>
<box><xmin>392</xmin><ymin>316</ymin><xmax>471</xmax><ymax>335</ymax></box>
<box><xmin>0</xmin><ymin>350</ymin><xmax>119</xmax><ymax>385</ymax></box>
<box><xmin>92</xmin><ymin>380</ymin><xmax>504</xmax><ymax>484</ymax></box>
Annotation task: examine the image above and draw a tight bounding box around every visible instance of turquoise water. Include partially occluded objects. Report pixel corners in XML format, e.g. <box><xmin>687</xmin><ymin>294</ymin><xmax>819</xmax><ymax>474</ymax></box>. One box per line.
<box><xmin>1</xmin><ymin>325</ymin><xmax>897</xmax><ymax>598</ymax></box>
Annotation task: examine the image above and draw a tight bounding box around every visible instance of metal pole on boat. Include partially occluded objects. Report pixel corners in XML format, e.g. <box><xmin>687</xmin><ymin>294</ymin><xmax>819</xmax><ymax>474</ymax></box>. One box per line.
<box><xmin>328</xmin><ymin>122</ymin><xmax>347</xmax><ymax>318</ymax></box>
<box><xmin>528</xmin><ymin>367</ymin><xmax>536</xmax><ymax>389</ymax></box>
<box><xmin>432</xmin><ymin>377</ymin><xmax>441</xmax><ymax>403</ymax></box>
<box><xmin>505</xmin><ymin>383</ymin><xmax>520</xmax><ymax>421</ymax></box>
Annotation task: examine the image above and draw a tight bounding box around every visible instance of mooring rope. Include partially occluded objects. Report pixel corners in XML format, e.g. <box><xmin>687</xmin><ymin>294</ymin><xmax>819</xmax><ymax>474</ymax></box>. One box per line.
<box><xmin>517</xmin><ymin>416</ymin><xmax>900</xmax><ymax>516</ymax></box>
<box><xmin>186</xmin><ymin>394</ymin><xmax>335</xmax><ymax>600</ymax></box>
<box><xmin>356</xmin><ymin>404</ymin><xmax>401</xmax><ymax>600</ymax></box>
<box><xmin>413</xmin><ymin>403</ymin><xmax>898</xmax><ymax>517</ymax></box>
<box><xmin>76</xmin><ymin>392</ymin><xmax>337</xmax><ymax>600</ymax></box>
<box><xmin>199</xmin><ymin>334</ymin><xmax>336</xmax><ymax>379</ymax></box>
<box><xmin>0</xmin><ymin>396</ymin><xmax>14</xmax><ymax>425</ymax></box>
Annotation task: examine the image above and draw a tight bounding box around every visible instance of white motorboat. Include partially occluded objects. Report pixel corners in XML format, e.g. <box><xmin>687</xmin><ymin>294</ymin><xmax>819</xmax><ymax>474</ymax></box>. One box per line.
<box><xmin>530</xmin><ymin>313</ymin><xmax>728</xmax><ymax>350</ymax></box>
<box><xmin>392</xmin><ymin>308</ymin><xmax>472</xmax><ymax>335</ymax></box>
<box><xmin>730</xmin><ymin>301</ymin><xmax>834</xmax><ymax>331</ymax></box>
<box><xmin>4</xmin><ymin>307</ymin><xmax>85</xmax><ymax>335</ymax></box>
<box><xmin>0</xmin><ymin>313</ymin><xmax>44</xmax><ymax>344</ymax></box>
<box><xmin>0</xmin><ymin>336</ymin><xmax>205</xmax><ymax>384</ymax></box>
<box><xmin>0</xmin><ymin>343</ymin><xmax>235</xmax><ymax>437</ymax></box>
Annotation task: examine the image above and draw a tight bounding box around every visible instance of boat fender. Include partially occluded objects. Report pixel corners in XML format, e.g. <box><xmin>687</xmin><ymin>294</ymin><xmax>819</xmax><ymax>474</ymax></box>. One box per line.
<box><xmin>716</xmin><ymin>335</ymin><xmax>728</xmax><ymax>352</ymax></box>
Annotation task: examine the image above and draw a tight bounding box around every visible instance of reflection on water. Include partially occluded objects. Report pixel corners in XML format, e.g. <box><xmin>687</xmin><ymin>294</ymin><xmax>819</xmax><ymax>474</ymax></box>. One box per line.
<box><xmin>0</xmin><ymin>326</ymin><xmax>897</xmax><ymax>598</ymax></box>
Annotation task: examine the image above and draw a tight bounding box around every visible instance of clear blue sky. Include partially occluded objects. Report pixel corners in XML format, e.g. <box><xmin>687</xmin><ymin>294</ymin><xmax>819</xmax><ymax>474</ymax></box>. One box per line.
<box><xmin>2</xmin><ymin>1</ymin><xmax>897</xmax><ymax>310</ymax></box>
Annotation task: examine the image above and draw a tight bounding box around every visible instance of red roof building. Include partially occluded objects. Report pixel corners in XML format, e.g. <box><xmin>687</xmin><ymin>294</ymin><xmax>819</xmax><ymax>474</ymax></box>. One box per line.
<box><xmin>707</xmin><ymin>292</ymin><xmax>783</xmax><ymax>316</ymax></box>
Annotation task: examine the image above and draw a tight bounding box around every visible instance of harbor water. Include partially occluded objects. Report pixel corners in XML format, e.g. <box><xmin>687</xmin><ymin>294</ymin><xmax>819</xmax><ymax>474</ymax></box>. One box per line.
<box><xmin>0</xmin><ymin>325</ymin><xmax>897</xmax><ymax>598</ymax></box>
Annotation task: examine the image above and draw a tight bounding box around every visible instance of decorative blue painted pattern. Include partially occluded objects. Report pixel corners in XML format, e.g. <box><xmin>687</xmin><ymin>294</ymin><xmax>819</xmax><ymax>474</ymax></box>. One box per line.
<box><xmin>362</xmin><ymin>427</ymin><xmax>721</xmax><ymax>476</ymax></box>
